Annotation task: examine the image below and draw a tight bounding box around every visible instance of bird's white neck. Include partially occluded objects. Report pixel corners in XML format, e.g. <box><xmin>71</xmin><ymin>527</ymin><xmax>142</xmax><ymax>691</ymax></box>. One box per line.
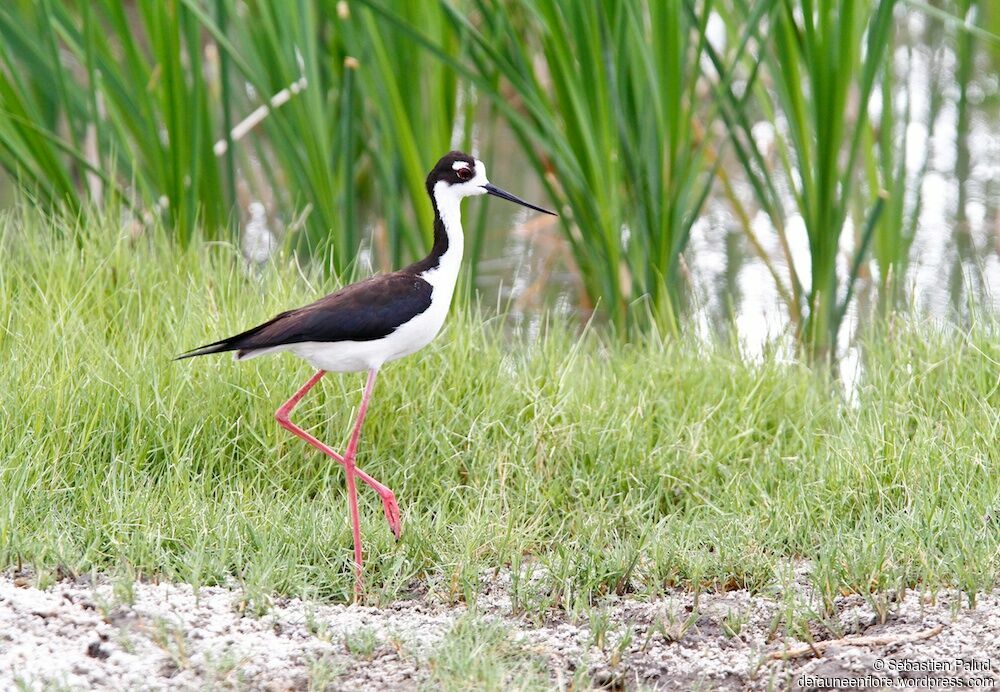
<box><xmin>423</xmin><ymin>183</ymin><xmax>465</xmax><ymax>293</ymax></box>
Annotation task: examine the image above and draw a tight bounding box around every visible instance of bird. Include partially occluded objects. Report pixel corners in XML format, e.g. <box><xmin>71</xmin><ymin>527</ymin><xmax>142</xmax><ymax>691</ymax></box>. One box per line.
<box><xmin>178</xmin><ymin>151</ymin><xmax>556</xmax><ymax>597</ymax></box>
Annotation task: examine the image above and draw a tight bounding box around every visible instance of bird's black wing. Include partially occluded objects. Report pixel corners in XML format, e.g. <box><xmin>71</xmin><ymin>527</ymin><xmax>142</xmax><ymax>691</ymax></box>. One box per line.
<box><xmin>176</xmin><ymin>272</ymin><xmax>433</xmax><ymax>359</ymax></box>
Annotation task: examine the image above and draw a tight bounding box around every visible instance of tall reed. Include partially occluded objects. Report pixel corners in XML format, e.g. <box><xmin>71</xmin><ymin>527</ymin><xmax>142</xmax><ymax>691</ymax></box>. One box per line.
<box><xmin>193</xmin><ymin>0</ymin><xmax>379</xmax><ymax>268</ymax></box>
<box><xmin>0</xmin><ymin>0</ymin><xmax>239</xmax><ymax>241</ymax></box>
<box><xmin>336</xmin><ymin>1</ymin><xmax>479</xmax><ymax>272</ymax></box>
<box><xmin>442</xmin><ymin>0</ymin><xmax>740</xmax><ymax>329</ymax></box>
<box><xmin>865</xmin><ymin>10</ymin><xmax>946</xmax><ymax>312</ymax></box>
<box><xmin>706</xmin><ymin>0</ymin><xmax>896</xmax><ymax>360</ymax></box>
<box><xmin>0</xmin><ymin>0</ymin><xmax>475</xmax><ymax>275</ymax></box>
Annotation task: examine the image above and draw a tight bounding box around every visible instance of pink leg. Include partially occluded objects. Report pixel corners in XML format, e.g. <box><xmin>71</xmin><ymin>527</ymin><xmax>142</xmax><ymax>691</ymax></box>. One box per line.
<box><xmin>274</xmin><ymin>371</ymin><xmax>401</xmax><ymax>538</ymax></box>
<box><xmin>340</xmin><ymin>368</ymin><xmax>379</xmax><ymax>598</ymax></box>
<box><xmin>274</xmin><ymin>370</ymin><xmax>400</xmax><ymax>596</ymax></box>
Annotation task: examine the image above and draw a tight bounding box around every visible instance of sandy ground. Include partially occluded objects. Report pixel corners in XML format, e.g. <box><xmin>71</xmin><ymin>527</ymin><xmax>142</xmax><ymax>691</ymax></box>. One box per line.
<box><xmin>2</xmin><ymin>567</ymin><xmax>998</xmax><ymax>690</ymax></box>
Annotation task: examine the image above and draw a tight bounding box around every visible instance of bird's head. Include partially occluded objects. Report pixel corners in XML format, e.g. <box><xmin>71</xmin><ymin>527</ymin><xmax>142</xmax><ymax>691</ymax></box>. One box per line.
<box><xmin>426</xmin><ymin>151</ymin><xmax>556</xmax><ymax>216</ymax></box>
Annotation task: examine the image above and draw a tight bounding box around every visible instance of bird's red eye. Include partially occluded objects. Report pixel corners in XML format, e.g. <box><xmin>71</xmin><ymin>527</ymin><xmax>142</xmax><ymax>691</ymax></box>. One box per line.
<box><xmin>457</xmin><ymin>166</ymin><xmax>473</xmax><ymax>181</ymax></box>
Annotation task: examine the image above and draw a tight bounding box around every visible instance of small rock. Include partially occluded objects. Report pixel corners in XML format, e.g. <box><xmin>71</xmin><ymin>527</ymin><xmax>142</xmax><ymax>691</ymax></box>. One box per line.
<box><xmin>86</xmin><ymin>640</ymin><xmax>109</xmax><ymax>660</ymax></box>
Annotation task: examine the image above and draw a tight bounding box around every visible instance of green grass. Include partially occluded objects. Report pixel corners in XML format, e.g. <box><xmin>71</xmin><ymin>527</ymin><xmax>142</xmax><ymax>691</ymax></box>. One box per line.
<box><xmin>1</xmin><ymin>210</ymin><xmax>998</xmax><ymax>607</ymax></box>
<box><xmin>427</xmin><ymin>616</ymin><xmax>553</xmax><ymax>690</ymax></box>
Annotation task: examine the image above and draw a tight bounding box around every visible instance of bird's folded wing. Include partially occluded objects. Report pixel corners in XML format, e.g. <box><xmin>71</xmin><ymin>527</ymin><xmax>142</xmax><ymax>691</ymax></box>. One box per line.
<box><xmin>176</xmin><ymin>273</ymin><xmax>433</xmax><ymax>359</ymax></box>
<box><xmin>246</xmin><ymin>273</ymin><xmax>434</xmax><ymax>347</ymax></box>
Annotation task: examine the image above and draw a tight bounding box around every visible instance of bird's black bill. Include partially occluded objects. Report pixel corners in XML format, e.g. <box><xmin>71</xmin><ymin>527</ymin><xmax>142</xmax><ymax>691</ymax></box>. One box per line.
<box><xmin>483</xmin><ymin>184</ymin><xmax>557</xmax><ymax>216</ymax></box>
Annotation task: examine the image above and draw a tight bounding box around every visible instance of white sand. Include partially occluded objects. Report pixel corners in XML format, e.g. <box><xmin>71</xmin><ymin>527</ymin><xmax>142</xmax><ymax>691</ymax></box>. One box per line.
<box><xmin>2</xmin><ymin>568</ymin><xmax>998</xmax><ymax>690</ymax></box>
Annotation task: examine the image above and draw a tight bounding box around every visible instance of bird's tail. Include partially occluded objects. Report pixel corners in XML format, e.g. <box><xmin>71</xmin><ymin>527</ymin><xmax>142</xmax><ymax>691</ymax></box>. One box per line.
<box><xmin>174</xmin><ymin>339</ymin><xmax>240</xmax><ymax>360</ymax></box>
<box><xmin>177</xmin><ymin>308</ymin><xmax>296</xmax><ymax>361</ymax></box>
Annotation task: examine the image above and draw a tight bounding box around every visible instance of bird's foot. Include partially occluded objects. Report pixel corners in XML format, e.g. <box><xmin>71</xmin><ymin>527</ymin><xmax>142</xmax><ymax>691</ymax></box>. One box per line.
<box><xmin>379</xmin><ymin>491</ymin><xmax>402</xmax><ymax>540</ymax></box>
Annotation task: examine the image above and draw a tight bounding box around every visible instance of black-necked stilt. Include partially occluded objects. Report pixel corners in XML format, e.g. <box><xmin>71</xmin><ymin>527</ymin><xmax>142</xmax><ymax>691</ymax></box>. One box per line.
<box><xmin>178</xmin><ymin>151</ymin><xmax>555</xmax><ymax>596</ymax></box>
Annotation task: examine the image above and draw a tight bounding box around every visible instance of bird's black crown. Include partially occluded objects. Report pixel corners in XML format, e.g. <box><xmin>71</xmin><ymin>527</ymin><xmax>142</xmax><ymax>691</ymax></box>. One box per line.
<box><xmin>425</xmin><ymin>150</ymin><xmax>477</xmax><ymax>195</ymax></box>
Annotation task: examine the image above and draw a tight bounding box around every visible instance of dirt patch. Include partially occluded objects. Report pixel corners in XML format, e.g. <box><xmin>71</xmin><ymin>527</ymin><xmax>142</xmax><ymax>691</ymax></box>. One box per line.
<box><xmin>2</xmin><ymin>568</ymin><xmax>998</xmax><ymax>690</ymax></box>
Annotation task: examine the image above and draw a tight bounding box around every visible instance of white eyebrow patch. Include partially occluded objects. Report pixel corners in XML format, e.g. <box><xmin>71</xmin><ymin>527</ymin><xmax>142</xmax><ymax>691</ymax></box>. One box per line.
<box><xmin>452</xmin><ymin>161</ymin><xmax>471</xmax><ymax>171</ymax></box>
